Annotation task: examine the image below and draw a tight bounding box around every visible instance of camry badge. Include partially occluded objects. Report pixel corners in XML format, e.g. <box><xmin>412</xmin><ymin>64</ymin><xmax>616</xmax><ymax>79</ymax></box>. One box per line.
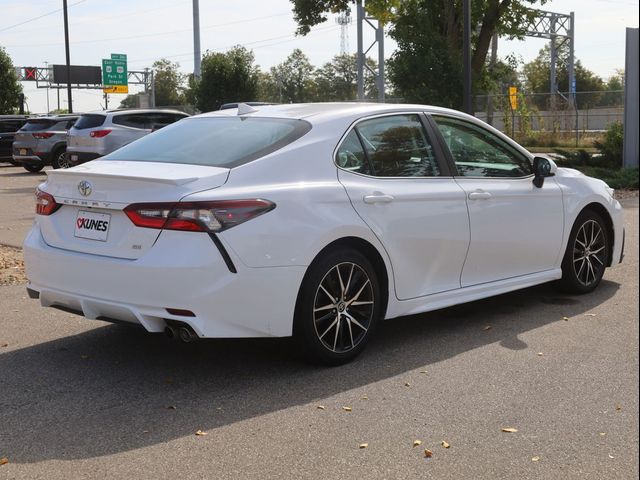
<box><xmin>78</xmin><ymin>180</ymin><xmax>93</xmax><ymax>197</ymax></box>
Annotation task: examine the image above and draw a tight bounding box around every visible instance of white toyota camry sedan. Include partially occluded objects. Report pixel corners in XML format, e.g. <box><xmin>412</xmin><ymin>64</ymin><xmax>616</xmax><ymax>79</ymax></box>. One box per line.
<box><xmin>24</xmin><ymin>103</ymin><xmax>625</xmax><ymax>364</ymax></box>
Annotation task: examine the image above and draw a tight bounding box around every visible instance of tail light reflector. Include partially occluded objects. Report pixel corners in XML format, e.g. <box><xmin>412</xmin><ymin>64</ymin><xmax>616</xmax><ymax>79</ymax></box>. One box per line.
<box><xmin>35</xmin><ymin>188</ymin><xmax>60</xmax><ymax>216</ymax></box>
<box><xmin>90</xmin><ymin>129</ymin><xmax>112</xmax><ymax>138</ymax></box>
<box><xmin>124</xmin><ymin>199</ymin><xmax>275</xmax><ymax>233</ymax></box>
<box><xmin>32</xmin><ymin>132</ymin><xmax>55</xmax><ymax>139</ymax></box>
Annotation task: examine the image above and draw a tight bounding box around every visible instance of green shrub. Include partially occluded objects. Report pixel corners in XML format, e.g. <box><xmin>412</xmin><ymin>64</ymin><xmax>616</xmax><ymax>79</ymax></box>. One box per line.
<box><xmin>593</xmin><ymin>122</ymin><xmax>623</xmax><ymax>168</ymax></box>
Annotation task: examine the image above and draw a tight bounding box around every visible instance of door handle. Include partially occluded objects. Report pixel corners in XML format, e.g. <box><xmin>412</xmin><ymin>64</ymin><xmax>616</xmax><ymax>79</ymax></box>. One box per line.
<box><xmin>468</xmin><ymin>190</ymin><xmax>492</xmax><ymax>200</ymax></box>
<box><xmin>363</xmin><ymin>193</ymin><xmax>394</xmax><ymax>204</ymax></box>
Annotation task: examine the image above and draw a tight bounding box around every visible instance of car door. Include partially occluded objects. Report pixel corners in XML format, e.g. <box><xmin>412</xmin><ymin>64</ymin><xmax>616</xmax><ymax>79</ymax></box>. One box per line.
<box><xmin>337</xmin><ymin>113</ymin><xmax>470</xmax><ymax>300</ymax></box>
<box><xmin>430</xmin><ymin>114</ymin><xmax>564</xmax><ymax>287</ymax></box>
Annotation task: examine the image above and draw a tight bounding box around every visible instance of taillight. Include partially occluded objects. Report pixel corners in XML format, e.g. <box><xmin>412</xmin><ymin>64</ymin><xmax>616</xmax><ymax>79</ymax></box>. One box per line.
<box><xmin>32</xmin><ymin>132</ymin><xmax>55</xmax><ymax>139</ymax></box>
<box><xmin>124</xmin><ymin>200</ymin><xmax>275</xmax><ymax>232</ymax></box>
<box><xmin>89</xmin><ymin>129</ymin><xmax>112</xmax><ymax>138</ymax></box>
<box><xmin>35</xmin><ymin>188</ymin><xmax>60</xmax><ymax>216</ymax></box>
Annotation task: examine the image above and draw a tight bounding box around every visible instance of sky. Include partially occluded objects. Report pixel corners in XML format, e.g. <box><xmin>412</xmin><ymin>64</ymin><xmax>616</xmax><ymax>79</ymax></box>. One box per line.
<box><xmin>1</xmin><ymin>0</ymin><xmax>638</xmax><ymax>113</ymax></box>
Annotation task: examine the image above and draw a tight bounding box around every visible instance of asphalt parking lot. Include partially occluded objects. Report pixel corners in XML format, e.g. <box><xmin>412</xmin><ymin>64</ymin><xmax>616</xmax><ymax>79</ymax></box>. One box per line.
<box><xmin>0</xmin><ymin>164</ymin><xmax>638</xmax><ymax>480</ymax></box>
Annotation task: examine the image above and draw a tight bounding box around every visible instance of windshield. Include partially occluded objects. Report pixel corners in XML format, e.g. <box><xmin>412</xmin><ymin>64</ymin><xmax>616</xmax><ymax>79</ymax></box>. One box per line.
<box><xmin>103</xmin><ymin>117</ymin><xmax>311</xmax><ymax>168</ymax></box>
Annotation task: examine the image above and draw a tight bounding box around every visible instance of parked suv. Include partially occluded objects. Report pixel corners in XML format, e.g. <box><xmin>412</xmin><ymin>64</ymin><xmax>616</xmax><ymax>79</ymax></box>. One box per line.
<box><xmin>12</xmin><ymin>115</ymin><xmax>79</xmax><ymax>172</ymax></box>
<box><xmin>0</xmin><ymin>115</ymin><xmax>32</xmax><ymax>166</ymax></box>
<box><xmin>65</xmin><ymin>109</ymin><xmax>189</xmax><ymax>167</ymax></box>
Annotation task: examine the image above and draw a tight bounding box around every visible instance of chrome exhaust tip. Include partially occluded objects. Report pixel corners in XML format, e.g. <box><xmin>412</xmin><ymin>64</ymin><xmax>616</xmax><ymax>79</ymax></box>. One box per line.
<box><xmin>165</xmin><ymin>326</ymin><xmax>177</xmax><ymax>339</ymax></box>
<box><xmin>178</xmin><ymin>326</ymin><xmax>197</xmax><ymax>343</ymax></box>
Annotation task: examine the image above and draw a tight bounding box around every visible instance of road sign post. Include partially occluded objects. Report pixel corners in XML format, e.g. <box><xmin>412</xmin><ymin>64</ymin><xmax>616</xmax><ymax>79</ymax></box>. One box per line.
<box><xmin>509</xmin><ymin>86</ymin><xmax>518</xmax><ymax>139</ymax></box>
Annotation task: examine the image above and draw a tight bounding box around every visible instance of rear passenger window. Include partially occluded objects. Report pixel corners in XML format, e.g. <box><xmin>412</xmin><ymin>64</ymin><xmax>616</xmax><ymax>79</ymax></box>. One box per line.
<box><xmin>336</xmin><ymin>130</ymin><xmax>370</xmax><ymax>175</ymax></box>
<box><xmin>355</xmin><ymin>114</ymin><xmax>440</xmax><ymax>177</ymax></box>
<box><xmin>74</xmin><ymin>114</ymin><xmax>105</xmax><ymax>129</ymax></box>
<box><xmin>113</xmin><ymin>114</ymin><xmax>149</xmax><ymax>129</ymax></box>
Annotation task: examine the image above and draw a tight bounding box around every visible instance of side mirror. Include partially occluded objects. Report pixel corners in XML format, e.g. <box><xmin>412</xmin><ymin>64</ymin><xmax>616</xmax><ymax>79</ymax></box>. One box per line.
<box><xmin>532</xmin><ymin>156</ymin><xmax>557</xmax><ymax>188</ymax></box>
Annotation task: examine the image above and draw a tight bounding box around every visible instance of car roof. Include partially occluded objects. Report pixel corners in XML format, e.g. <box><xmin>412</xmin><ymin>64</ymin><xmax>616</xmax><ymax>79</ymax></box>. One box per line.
<box><xmin>81</xmin><ymin>109</ymin><xmax>189</xmax><ymax>116</ymax></box>
<box><xmin>24</xmin><ymin>115</ymin><xmax>79</xmax><ymax>121</ymax></box>
<box><xmin>197</xmin><ymin>102</ymin><xmax>476</xmax><ymax>125</ymax></box>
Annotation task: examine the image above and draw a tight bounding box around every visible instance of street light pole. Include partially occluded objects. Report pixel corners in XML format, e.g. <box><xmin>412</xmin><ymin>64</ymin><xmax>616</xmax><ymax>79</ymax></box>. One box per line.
<box><xmin>193</xmin><ymin>0</ymin><xmax>201</xmax><ymax>79</ymax></box>
<box><xmin>62</xmin><ymin>0</ymin><xmax>73</xmax><ymax>113</ymax></box>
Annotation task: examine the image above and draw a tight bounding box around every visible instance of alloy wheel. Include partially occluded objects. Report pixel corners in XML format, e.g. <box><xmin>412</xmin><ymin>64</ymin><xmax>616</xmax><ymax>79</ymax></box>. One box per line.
<box><xmin>57</xmin><ymin>152</ymin><xmax>71</xmax><ymax>169</ymax></box>
<box><xmin>573</xmin><ymin>219</ymin><xmax>606</xmax><ymax>287</ymax></box>
<box><xmin>313</xmin><ymin>262</ymin><xmax>375</xmax><ymax>354</ymax></box>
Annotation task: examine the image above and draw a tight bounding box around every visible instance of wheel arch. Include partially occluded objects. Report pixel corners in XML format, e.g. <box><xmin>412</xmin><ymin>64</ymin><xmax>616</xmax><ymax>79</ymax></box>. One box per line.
<box><xmin>580</xmin><ymin>202</ymin><xmax>615</xmax><ymax>266</ymax></box>
<box><xmin>294</xmin><ymin>236</ymin><xmax>390</xmax><ymax>327</ymax></box>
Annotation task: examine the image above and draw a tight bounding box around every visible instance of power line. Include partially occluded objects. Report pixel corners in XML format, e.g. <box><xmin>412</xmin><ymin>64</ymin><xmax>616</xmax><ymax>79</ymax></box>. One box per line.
<box><xmin>0</xmin><ymin>0</ymin><xmax>88</xmax><ymax>34</ymax></box>
<box><xmin>4</xmin><ymin>12</ymin><xmax>292</xmax><ymax>48</ymax></box>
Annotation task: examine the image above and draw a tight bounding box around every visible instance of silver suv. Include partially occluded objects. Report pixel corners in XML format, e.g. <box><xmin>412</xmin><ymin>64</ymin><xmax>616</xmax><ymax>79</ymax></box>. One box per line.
<box><xmin>12</xmin><ymin>116</ymin><xmax>79</xmax><ymax>172</ymax></box>
<box><xmin>66</xmin><ymin>109</ymin><xmax>189</xmax><ymax>167</ymax></box>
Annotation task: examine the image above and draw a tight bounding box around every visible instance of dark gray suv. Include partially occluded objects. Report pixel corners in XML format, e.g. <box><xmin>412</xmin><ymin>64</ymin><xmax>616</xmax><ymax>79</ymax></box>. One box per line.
<box><xmin>12</xmin><ymin>116</ymin><xmax>79</xmax><ymax>172</ymax></box>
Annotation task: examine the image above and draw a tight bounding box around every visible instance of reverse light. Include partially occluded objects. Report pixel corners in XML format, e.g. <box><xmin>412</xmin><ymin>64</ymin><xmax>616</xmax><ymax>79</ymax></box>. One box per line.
<box><xmin>32</xmin><ymin>132</ymin><xmax>55</xmax><ymax>139</ymax></box>
<box><xmin>35</xmin><ymin>188</ymin><xmax>60</xmax><ymax>216</ymax></box>
<box><xmin>89</xmin><ymin>129</ymin><xmax>112</xmax><ymax>138</ymax></box>
<box><xmin>124</xmin><ymin>199</ymin><xmax>275</xmax><ymax>233</ymax></box>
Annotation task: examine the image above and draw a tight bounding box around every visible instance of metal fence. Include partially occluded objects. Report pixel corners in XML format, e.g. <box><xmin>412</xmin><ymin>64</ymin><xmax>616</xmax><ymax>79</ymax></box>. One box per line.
<box><xmin>474</xmin><ymin>90</ymin><xmax>624</xmax><ymax>145</ymax></box>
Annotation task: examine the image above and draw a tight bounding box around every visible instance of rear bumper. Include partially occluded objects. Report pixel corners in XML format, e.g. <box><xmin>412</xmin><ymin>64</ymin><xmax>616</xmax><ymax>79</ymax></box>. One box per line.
<box><xmin>12</xmin><ymin>153</ymin><xmax>48</xmax><ymax>166</ymax></box>
<box><xmin>66</xmin><ymin>151</ymin><xmax>102</xmax><ymax>166</ymax></box>
<box><xmin>23</xmin><ymin>223</ymin><xmax>305</xmax><ymax>338</ymax></box>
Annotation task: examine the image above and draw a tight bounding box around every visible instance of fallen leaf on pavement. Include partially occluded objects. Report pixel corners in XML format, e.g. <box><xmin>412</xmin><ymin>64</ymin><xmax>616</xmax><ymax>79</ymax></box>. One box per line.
<box><xmin>419</xmin><ymin>370</ymin><xmax>427</xmax><ymax>374</ymax></box>
<box><xmin>0</xmin><ymin>457</ymin><xmax>8</xmax><ymax>465</ymax></box>
<box><xmin>441</xmin><ymin>441</ymin><xmax>450</xmax><ymax>449</ymax></box>
<box><xmin>483</xmin><ymin>325</ymin><xmax>492</xmax><ymax>331</ymax></box>
<box><xmin>317</xmin><ymin>405</ymin><xmax>325</xmax><ymax>410</ymax></box>
<box><xmin>413</xmin><ymin>440</ymin><xmax>422</xmax><ymax>447</ymax></box>
<box><xmin>585</xmin><ymin>313</ymin><xmax>597</xmax><ymax>317</ymax></box>
<box><xmin>615</xmin><ymin>405</ymin><xmax>622</xmax><ymax>411</ymax></box>
<box><xmin>562</xmin><ymin>316</ymin><xmax>570</xmax><ymax>321</ymax></box>
<box><xmin>195</xmin><ymin>430</ymin><xmax>207</xmax><ymax>436</ymax></box>
<box><xmin>599</xmin><ymin>432</ymin><xmax>607</xmax><ymax>436</ymax></box>
<box><xmin>424</xmin><ymin>449</ymin><xmax>433</xmax><ymax>458</ymax></box>
<box><xmin>405</xmin><ymin>382</ymin><xmax>411</xmax><ymax>387</ymax></box>
<box><xmin>359</xmin><ymin>443</ymin><xmax>368</xmax><ymax>449</ymax></box>
<box><xmin>166</xmin><ymin>405</ymin><xmax>177</xmax><ymax>410</ymax></box>
<box><xmin>501</xmin><ymin>427</ymin><xmax>518</xmax><ymax>433</ymax></box>
<box><xmin>609</xmin><ymin>454</ymin><xmax>614</xmax><ymax>459</ymax></box>
<box><xmin>531</xmin><ymin>456</ymin><xmax>540</xmax><ymax>462</ymax></box>
<box><xmin>361</xmin><ymin>395</ymin><xmax>368</xmax><ymax>400</ymax></box>
<box><xmin>537</xmin><ymin>352</ymin><xmax>544</xmax><ymax>356</ymax></box>
<box><xmin>342</xmin><ymin>406</ymin><xmax>352</xmax><ymax>412</ymax></box>
<box><xmin>0</xmin><ymin>343</ymin><xmax>7</xmax><ymax>348</ymax></box>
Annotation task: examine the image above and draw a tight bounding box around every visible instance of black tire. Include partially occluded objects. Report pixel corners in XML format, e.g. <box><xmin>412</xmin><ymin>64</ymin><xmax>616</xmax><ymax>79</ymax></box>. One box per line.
<box><xmin>23</xmin><ymin>163</ymin><xmax>44</xmax><ymax>173</ymax></box>
<box><xmin>51</xmin><ymin>147</ymin><xmax>68</xmax><ymax>169</ymax></box>
<box><xmin>559</xmin><ymin>209</ymin><xmax>610</xmax><ymax>294</ymax></box>
<box><xmin>294</xmin><ymin>248</ymin><xmax>382</xmax><ymax>365</ymax></box>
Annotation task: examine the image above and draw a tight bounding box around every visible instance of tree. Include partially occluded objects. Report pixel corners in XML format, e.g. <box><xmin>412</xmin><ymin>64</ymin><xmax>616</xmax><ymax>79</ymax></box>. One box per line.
<box><xmin>0</xmin><ymin>47</ymin><xmax>23</xmax><ymax>114</ymax></box>
<box><xmin>153</xmin><ymin>59</ymin><xmax>185</xmax><ymax>107</ymax></box>
<box><xmin>313</xmin><ymin>53</ymin><xmax>378</xmax><ymax>101</ymax></box>
<box><xmin>195</xmin><ymin>46</ymin><xmax>260</xmax><ymax>112</ymax></box>
<box><xmin>291</xmin><ymin>0</ymin><xmax>548</xmax><ymax>109</ymax></box>
<box><xmin>522</xmin><ymin>44</ymin><xmax>605</xmax><ymax>108</ymax></box>
<box><xmin>270</xmin><ymin>49</ymin><xmax>315</xmax><ymax>103</ymax></box>
<box><xmin>119</xmin><ymin>93</ymin><xmax>140</xmax><ymax>108</ymax></box>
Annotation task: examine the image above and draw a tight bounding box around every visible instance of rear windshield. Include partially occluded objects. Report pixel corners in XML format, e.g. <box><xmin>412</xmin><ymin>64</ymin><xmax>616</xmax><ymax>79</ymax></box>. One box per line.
<box><xmin>103</xmin><ymin>117</ymin><xmax>312</xmax><ymax>168</ymax></box>
<box><xmin>74</xmin><ymin>114</ymin><xmax>106</xmax><ymax>129</ymax></box>
<box><xmin>19</xmin><ymin>120</ymin><xmax>57</xmax><ymax>131</ymax></box>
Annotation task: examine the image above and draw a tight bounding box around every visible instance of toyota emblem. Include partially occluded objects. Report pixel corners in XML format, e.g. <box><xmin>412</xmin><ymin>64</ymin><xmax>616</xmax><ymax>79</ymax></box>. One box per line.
<box><xmin>78</xmin><ymin>180</ymin><xmax>92</xmax><ymax>197</ymax></box>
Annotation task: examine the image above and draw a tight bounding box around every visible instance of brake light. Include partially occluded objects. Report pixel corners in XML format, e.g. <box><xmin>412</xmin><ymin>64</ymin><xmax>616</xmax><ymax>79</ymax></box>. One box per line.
<box><xmin>35</xmin><ymin>188</ymin><xmax>60</xmax><ymax>216</ymax></box>
<box><xmin>124</xmin><ymin>200</ymin><xmax>275</xmax><ymax>232</ymax></box>
<box><xmin>32</xmin><ymin>132</ymin><xmax>55</xmax><ymax>139</ymax></box>
<box><xmin>90</xmin><ymin>129</ymin><xmax>112</xmax><ymax>138</ymax></box>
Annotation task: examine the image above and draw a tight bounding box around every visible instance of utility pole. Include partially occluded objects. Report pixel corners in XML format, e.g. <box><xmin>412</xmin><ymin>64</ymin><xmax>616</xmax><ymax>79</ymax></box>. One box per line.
<box><xmin>356</xmin><ymin>0</ymin><xmax>364</xmax><ymax>100</ymax></box>
<box><xmin>462</xmin><ymin>0</ymin><xmax>472</xmax><ymax>114</ymax></box>
<box><xmin>63</xmin><ymin>0</ymin><xmax>73</xmax><ymax>113</ymax></box>
<box><xmin>44</xmin><ymin>61</ymin><xmax>50</xmax><ymax>114</ymax></box>
<box><xmin>193</xmin><ymin>0</ymin><xmax>201</xmax><ymax>79</ymax></box>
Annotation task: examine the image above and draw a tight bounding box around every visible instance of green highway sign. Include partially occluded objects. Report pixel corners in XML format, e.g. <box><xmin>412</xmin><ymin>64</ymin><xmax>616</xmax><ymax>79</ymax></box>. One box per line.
<box><xmin>102</xmin><ymin>54</ymin><xmax>128</xmax><ymax>87</ymax></box>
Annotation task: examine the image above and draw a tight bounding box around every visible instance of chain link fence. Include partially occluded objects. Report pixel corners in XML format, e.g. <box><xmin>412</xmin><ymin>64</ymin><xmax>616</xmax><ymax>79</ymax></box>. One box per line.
<box><xmin>474</xmin><ymin>90</ymin><xmax>624</xmax><ymax>147</ymax></box>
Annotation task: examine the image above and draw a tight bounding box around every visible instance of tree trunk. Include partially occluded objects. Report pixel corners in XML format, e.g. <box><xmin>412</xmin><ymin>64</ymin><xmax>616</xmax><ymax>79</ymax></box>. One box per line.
<box><xmin>472</xmin><ymin>0</ymin><xmax>511</xmax><ymax>76</ymax></box>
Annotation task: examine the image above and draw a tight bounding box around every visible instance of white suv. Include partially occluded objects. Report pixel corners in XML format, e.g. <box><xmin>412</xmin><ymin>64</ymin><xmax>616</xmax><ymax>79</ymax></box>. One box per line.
<box><xmin>65</xmin><ymin>109</ymin><xmax>189</xmax><ymax>167</ymax></box>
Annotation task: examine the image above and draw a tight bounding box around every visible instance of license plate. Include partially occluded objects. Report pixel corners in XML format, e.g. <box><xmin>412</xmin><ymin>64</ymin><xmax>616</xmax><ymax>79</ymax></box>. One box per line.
<box><xmin>20</xmin><ymin>149</ymin><xmax>27</xmax><ymax>155</ymax></box>
<box><xmin>74</xmin><ymin>211</ymin><xmax>111</xmax><ymax>241</ymax></box>
<box><xmin>71</xmin><ymin>154</ymin><xmax>78</xmax><ymax>161</ymax></box>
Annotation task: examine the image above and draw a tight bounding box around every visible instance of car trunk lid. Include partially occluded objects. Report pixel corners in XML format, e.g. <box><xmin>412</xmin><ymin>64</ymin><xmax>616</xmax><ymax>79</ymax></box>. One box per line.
<box><xmin>38</xmin><ymin>160</ymin><xmax>230</xmax><ymax>259</ymax></box>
